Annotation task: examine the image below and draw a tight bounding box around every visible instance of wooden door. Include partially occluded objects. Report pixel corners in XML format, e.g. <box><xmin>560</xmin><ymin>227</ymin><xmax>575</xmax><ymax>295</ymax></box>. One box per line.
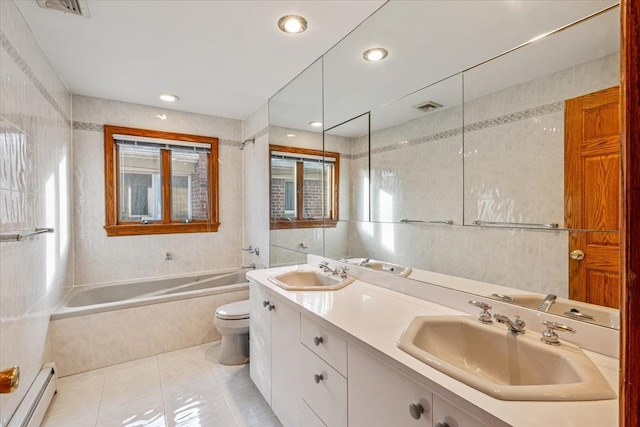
<box><xmin>565</xmin><ymin>86</ymin><xmax>620</xmax><ymax>308</ymax></box>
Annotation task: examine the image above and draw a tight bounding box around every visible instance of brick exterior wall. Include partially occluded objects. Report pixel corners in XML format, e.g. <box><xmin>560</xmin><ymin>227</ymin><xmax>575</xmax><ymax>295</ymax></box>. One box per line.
<box><xmin>271</xmin><ymin>177</ymin><xmax>326</xmax><ymax>219</ymax></box>
<box><xmin>189</xmin><ymin>152</ymin><xmax>209</xmax><ymax>219</ymax></box>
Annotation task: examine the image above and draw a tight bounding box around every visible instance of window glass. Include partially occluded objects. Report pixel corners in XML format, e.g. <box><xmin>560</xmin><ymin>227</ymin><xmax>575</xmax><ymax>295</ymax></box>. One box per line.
<box><xmin>118</xmin><ymin>145</ymin><xmax>162</xmax><ymax>222</ymax></box>
<box><xmin>271</xmin><ymin>157</ymin><xmax>297</xmax><ymax>220</ymax></box>
<box><xmin>171</xmin><ymin>148</ymin><xmax>209</xmax><ymax>221</ymax></box>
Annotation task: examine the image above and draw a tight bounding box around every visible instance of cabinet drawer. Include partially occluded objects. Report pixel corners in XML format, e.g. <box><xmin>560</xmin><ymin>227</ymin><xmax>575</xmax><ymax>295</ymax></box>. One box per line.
<box><xmin>301</xmin><ymin>315</ymin><xmax>348</xmax><ymax>376</ymax></box>
<box><xmin>433</xmin><ymin>395</ymin><xmax>485</xmax><ymax>427</ymax></box>
<box><xmin>301</xmin><ymin>399</ymin><xmax>327</xmax><ymax>427</ymax></box>
<box><xmin>301</xmin><ymin>347</ymin><xmax>347</xmax><ymax>427</ymax></box>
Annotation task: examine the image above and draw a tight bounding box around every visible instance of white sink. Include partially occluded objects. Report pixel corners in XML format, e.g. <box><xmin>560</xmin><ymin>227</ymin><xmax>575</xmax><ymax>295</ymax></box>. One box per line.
<box><xmin>496</xmin><ymin>294</ymin><xmax>619</xmax><ymax>328</ymax></box>
<box><xmin>352</xmin><ymin>259</ymin><xmax>412</xmax><ymax>277</ymax></box>
<box><xmin>268</xmin><ymin>270</ymin><xmax>354</xmax><ymax>291</ymax></box>
<box><xmin>398</xmin><ymin>316</ymin><xmax>616</xmax><ymax>401</ymax></box>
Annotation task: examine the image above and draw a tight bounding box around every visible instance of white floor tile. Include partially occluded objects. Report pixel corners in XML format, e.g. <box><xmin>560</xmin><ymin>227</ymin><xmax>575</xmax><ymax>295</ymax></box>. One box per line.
<box><xmin>96</xmin><ymin>403</ymin><xmax>165</xmax><ymax>427</ymax></box>
<box><xmin>102</xmin><ymin>369</ymin><xmax>161</xmax><ymax>401</ymax></box>
<box><xmin>218</xmin><ymin>375</ymin><xmax>261</xmax><ymax>403</ymax></box>
<box><xmin>227</xmin><ymin>394</ymin><xmax>276</xmax><ymax>427</ymax></box>
<box><xmin>41</xmin><ymin>406</ymin><xmax>99</xmax><ymax>427</ymax></box>
<box><xmin>169</xmin><ymin>407</ymin><xmax>238</xmax><ymax>427</ymax></box>
<box><xmin>97</xmin><ymin>388</ymin><xmax>163</xmax><ymax>424</ymax></box>
<box><xmin>212</xmin><ymin>363</ymin><xmax>250</xmax><ymax>385</ymax></box>
<box><xmin>45</xmin><ymin>386</ymin><xmax>102</xmax><ymax>417</ymax></box>
<box><xmin>251</xmin><ymin>417</ymin><xmax>283</xmax><ymax>427</ymax></box>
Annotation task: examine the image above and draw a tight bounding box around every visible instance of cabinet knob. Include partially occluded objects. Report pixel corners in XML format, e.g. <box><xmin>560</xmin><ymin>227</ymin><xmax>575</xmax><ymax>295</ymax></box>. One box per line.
<box><xmin>268</xmin><ymin>304</ymin><xmax>275</xmax><ymax>311</ymax></box>
<box><xmin>313</xmin><ymin>373</ymin><xmax>324</xmax><ymax>384</ymax></box>
<box><xmin>434</xmin><ymin>423</ymin><xmax>450</xmax><ymax>427</ymax></box>
<box><xmin>408</xmin><ymin>403</ymin><xmax>424</xmax><ymax>420</ymax></box>
<box><xmin>262</xmin><ymin>300</ymin><xmax>269</xmax><ymax>307</ymax></box>
<box><xmin>313</xmin><ymin>336</ymin><xmax>324</xmax><ymax>346</ymax></box>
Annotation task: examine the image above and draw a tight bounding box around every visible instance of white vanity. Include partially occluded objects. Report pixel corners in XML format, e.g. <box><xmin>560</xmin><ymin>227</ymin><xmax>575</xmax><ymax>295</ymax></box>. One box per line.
<box><xmin>247</xmin><ymin>260</ymin><xmax>618</xmax><ymax>427</ymax></box>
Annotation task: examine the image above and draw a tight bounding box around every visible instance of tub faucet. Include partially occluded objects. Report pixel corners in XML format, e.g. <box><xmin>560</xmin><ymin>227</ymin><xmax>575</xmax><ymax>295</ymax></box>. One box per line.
<box><xmin>538</xmin><ymin>294</ymin><xmax>557</xmax><ymax>312</ymax></box>
<box><xmin>493</xmin><ymin>314</ymin><xmax>526</xmax><ymax>335</ymax></box>
<box><xmin>165</xmin><ymin>252</ymin><xmax>172</xmax><ymax>261</ymax></box>
<box><xmin>358</xmin><ymin>258</ymin><xmax>372</xmax><ymax>267</ymax></box>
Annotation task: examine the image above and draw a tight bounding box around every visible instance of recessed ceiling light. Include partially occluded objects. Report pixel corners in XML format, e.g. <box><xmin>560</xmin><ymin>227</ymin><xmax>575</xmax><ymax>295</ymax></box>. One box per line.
<box><xmin>278</xmin><ymin>15</ymin><xmax>308</xmax><ymax>34</ymax></box>
<box><xmin>156</xmin><ymin>114</ymin><xmax>167</xmax><ymax>120</ymax></box>
<box><xmin>309</xmin><ymin>121</ymin><xmax>322</xmax><ymax>128</ymax></box>
<box><xmin>363</xmin><ymin>47</ymin><xmax>389</xmax><ymax>62</ymax></box>
<box><xmin>159</xmin><ymin>93</ymin><xmax>179</xmax><ymax>102</ymax></box>
<box><xmin>287</xmin><ymin>134</ymin><xmax>296</xmax><ymax>137</ymax></box>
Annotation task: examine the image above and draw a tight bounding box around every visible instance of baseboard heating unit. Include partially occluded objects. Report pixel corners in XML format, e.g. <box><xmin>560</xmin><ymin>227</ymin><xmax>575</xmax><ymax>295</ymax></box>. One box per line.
<box><xmin>7</xmin><ymin>364</ymin><xmax>57</xmax><ymax>427</ymax></box>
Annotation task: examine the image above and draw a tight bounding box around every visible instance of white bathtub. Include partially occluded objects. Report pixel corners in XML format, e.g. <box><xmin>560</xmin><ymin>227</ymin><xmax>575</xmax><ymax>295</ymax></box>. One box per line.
<box><xmin>50</xmin><ymin>270</ymin><xmax>251</xmax><ymax>376</ymax></box>
<box><xmin>52</xmin><ymin>270</ymin><xmax>249</xmax><ymax>320</ymax></box>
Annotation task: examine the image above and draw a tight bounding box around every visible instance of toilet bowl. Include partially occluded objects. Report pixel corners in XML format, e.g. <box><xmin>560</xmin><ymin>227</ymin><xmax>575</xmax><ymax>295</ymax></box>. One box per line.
<box><xmin>214</xmin><ymin>299</ymin><xmax>250</xmax><ymax>365</ymax></box>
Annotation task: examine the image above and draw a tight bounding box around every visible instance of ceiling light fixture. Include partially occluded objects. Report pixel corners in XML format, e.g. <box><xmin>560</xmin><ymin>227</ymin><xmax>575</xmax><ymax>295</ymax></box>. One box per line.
<box><xmin>158</xmin><ymin>93</ymin><xmax>179</xmax><ymax>102</ymax></box>
<box><xmin>309</xmin><ymin>121</ymin><xmax>322</xmax><ymax>128</ymax></box>
<box><xmin>278</xmin><ymin>15</ymin><xmax>308</xmax><ymax>34</ymax></box>
<box><xmin>287</xmin><ymin>134</ymin><xmax>296</xmax><ymax>137</ymax></box>
<box><xmin>156</xmin><ymin>114</ymin><xmax>167</xmax><ymax>120</ymax></box>
<box><xmin>363</xmin><ymin>47</ymin><xmax>389</xmax><ymax>62</ymax></box>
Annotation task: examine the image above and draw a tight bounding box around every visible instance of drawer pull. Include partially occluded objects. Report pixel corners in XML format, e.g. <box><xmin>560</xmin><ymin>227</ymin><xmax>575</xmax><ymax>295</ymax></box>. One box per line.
<box><xmin>268</xmin><ymin>304</ymin><xmax>275</xmax><ymax>311</ymax></box>
<box><xmin>263</xmin><ymin>300</ymin><xmax>269</xmax><ymax>307</ymax></box>
<box><xmin>313</xmin><ymin>373</ymin><xmax>324</xmax><ymax>384</ymax></box>
<box><xmin>313</xmin><ymin>336</ymin><xmax>324</xmax><ymax>346</ymax></box>
<box><xmin>434</xmin><ymin>423</ymin><xmax>450</xmax><ymax>427</ymax></box>
<box><xmin>408</xmin><ymin>403</ymin><xmax>424</xmax><ymax>420</ymax></box>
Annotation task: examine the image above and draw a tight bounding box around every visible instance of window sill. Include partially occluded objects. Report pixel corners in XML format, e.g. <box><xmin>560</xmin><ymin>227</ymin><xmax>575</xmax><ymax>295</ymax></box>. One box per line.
<box><xmin>105</xmin><ymin>222</ymin><xmax>220</xmax><ymax>237</ymax></box>
<box><xmin>270</xmin><ymin>219</ymin><xmax>338</xmax><ymax>230</ymax></box>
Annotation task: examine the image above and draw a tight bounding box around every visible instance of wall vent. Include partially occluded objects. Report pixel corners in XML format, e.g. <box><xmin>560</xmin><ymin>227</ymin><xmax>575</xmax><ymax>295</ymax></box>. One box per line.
<box><xmin>36</xmin><ymin>0</ymin><xmax>90</xmax><ymax>18</ymax></box>
<box><xmin>413</xmin><ymin>101</ymin><xmax>443</xmax><ymax>113</ymax></box>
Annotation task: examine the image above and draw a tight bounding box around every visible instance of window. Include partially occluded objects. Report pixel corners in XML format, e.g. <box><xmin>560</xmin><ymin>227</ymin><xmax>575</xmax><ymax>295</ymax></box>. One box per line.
<box><xmin>270</xmin><ymin>145</ymin><xmax>339</xmax><ymax>229</ymax></box>
<box><xmin>104</xmin><ymin>125</ymin><xmax>219</xmax><ymax>236</ymax></box>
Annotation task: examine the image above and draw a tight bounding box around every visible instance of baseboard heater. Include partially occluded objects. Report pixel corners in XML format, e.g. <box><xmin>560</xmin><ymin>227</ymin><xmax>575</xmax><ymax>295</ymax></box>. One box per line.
<box><xmin>8</xmin><ymin>363</ymin><xmax>57</xmax><ymax>427</ymax></box>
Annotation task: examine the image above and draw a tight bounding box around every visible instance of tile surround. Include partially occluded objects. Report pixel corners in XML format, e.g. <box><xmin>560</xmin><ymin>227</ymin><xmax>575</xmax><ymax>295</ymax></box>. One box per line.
<box><xmin>50</xmin><ymin>289</ymin><xmax>249</xmax><ymax>376</ymax></box>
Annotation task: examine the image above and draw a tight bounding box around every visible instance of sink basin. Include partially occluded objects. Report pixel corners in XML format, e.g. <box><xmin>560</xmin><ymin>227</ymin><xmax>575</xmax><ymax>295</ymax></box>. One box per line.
<box><xmin>268</xmin><ymin>270</ymin><xmax>354</xmax><ymax>291</ymax></box>
<box><xmin>352</xmin><ymin>259</ymin><xmax>412</xmax><ymax>277</ymax></box>
<box><xmin>398</xmin><ymin>316</ymin><xmax>616</xmax><ymax>401</ymax></box>
<box><xmin>494</xmin><ymin>294</ymin><xmax>620</xmax><ymax>328</ymax></box>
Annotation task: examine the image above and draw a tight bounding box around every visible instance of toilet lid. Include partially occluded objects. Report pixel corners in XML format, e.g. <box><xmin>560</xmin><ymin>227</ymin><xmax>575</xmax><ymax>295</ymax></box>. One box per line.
<box><xmin>216</xmin><ymin>299</ymin><xmax>250</xmax><ymax>320</ymax></box>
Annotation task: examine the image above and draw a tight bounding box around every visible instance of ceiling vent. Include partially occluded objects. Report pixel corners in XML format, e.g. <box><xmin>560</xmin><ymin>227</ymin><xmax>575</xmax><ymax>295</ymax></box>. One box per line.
<box><xmin>36</xmin><ymin>0</ymin><xmax>91</xmax><ymax>18</ymax></box>
<box><xmin>413</xmin><ymin>101</ymin><xmax>443</xmax><ymax>113</ymax></box>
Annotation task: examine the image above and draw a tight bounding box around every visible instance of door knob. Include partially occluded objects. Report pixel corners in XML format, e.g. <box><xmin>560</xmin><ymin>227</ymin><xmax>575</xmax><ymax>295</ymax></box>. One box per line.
<box><xmin>570</xmin><ymin>249</ymin><xmax>585</xmax><ymax>260</ymax></box>
<box><xmin>0</xmin><ymin>366</ymin><xmax>19</xmax><ymax>394</ymax></box>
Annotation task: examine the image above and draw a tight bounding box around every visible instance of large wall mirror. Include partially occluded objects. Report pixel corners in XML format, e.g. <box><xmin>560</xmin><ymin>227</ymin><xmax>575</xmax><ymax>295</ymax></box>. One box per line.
<box><xmin>267</xmin><ymin>1</ymin><xmax>621</xmax><ymax>329</ymax></box>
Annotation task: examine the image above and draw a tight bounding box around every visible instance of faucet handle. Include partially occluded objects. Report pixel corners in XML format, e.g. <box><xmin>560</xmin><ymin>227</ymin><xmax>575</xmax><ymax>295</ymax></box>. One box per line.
<box><xmin>468</xmin><ymin>300</ymin><xmax>493</xmax><ymax>324</ymax></box>
<box><xmin>541</xmin><ymin>320</ymin><xmax>576</xmax><ymax>345</ymax></box>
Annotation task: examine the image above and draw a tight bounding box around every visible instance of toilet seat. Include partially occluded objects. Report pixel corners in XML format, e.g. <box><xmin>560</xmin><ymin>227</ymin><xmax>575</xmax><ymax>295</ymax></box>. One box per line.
<box><xmin>216</xmin><ymin>300</ymin><xmax>250</xmax><ymax>320</ymax></box>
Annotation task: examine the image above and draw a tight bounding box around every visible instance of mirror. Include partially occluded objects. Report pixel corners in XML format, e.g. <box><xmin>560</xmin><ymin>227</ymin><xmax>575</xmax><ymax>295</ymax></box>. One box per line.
<box><xmin>267</xmin><ymin>1</ymin><xmax>621</xmax><ymax>328</ymax></box>
<box><xmin>268</xmin><ymin>59</ymin><xmax>324</xmax><ymax>267</ymax></box>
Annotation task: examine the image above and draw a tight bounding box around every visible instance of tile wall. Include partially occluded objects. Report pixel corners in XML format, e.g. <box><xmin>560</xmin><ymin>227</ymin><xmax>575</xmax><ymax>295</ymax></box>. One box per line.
<box><xmin>0</xmin><ymin>1</ymin><xmax>73</xmax><ymax>424</ymax></box>
<box><xmin>72</xmin><ymin>96</ymin><xmax>244</xmax><ymax>286</ymax></box>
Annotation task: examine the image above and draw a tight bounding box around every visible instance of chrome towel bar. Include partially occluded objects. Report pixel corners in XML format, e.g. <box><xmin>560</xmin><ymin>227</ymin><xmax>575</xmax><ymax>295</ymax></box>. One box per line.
<box><xmin>472</xmin><ymin>220</ymin><xmax>559</xmax><ymax>229</ymax></box>
<box><xmin>0</xmin><ymin>227</ymin><xmax>54</xmax><ymax>242</ymax></box>
<box><xmin>400</xmin><ymin>219</ymin><xmax>454</xmax><ymax>225</ymax></box>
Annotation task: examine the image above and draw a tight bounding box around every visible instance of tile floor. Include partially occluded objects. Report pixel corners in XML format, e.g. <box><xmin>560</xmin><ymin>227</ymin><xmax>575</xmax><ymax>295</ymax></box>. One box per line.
<box><xmin>41</xmin><ymin>342</ymin><xmax>282</xmax><ymax>427</ymax></box>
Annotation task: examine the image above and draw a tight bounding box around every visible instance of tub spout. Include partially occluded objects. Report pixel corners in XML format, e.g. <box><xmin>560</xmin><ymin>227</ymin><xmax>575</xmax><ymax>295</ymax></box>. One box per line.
<box><xmin>242</xmin><ymin>263</ymin><xmax>256</xmax><ymax>270</ymax></box>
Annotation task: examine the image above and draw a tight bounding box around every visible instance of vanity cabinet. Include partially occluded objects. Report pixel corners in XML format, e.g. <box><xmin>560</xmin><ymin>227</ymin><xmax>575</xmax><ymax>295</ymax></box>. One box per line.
<box><xmin>250</xmin><ymin>281</ymin><xmax>272</xmax><ymax>402</ymax></box>
<box><xmin>249</xmin><ymin>281</ymin><xmax>302</xmax><ymax>427</ymax></box>
<box><xmin>250</xmin><ymin>279</ymin><xmax>502</xmax><ymax>427</ymax></box>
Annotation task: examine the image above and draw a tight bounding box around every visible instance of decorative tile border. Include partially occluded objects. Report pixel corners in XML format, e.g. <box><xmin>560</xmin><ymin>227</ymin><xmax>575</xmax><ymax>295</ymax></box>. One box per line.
<box><xmin>0</xmin><ymin>30</ymin><xmax>70</xmax><ymax>125</ymax></box>
<box><xmin>351</xmin><ymin>100</ymin><xmax>564</xmax><ymax>159</ymax></box>
<box><xmin>73</xmin><ymin>121</ymin><xmax>243</xmax><ymax>147</ymax></box>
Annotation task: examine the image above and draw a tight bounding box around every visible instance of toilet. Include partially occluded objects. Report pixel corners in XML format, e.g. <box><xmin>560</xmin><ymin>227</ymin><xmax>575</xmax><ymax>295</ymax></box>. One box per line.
<box><xmin>214</xmin><ymin>299</ymin><xmax>250</xmax><ymax>365</ymax></box>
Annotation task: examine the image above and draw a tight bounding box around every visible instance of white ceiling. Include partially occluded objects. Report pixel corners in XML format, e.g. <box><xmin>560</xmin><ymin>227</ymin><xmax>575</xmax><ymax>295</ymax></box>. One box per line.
<box><xmin>15</xmin><ymin>0</ymin><xmax>386</xmax><ymax>120</ymax></box>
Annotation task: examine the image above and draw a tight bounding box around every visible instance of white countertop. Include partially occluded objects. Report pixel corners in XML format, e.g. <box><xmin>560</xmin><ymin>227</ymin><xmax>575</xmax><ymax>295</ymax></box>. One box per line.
<box><xmin>248</xmin><ymin>264</ymin><xmax>619</xmax><ymax>427</ymax></box>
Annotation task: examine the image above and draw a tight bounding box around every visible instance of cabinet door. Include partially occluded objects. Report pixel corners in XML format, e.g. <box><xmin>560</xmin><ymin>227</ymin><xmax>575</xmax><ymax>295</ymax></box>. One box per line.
<box><xmin>348</xmin><ymin>344</ymin><xmax>433</xmax><ymax>427</ymax></box>
<box><xmin>271</xmin><ymin>296</ymin><xmax>302</xmax><ymax>427</ymax></box>
<box><xmin>249</xmin><ymin>281</ymin><xmax>272</xmax><ymax>403</ymax></box>
<box><xmin>432</xmin><ymin>395</ymin><xmax>485</xmax><ymax>427</ymax></box>
<box><xmin>301</xmin><ymin>347</ymin><xmax>347</xmax><ymax>427</ymax></box>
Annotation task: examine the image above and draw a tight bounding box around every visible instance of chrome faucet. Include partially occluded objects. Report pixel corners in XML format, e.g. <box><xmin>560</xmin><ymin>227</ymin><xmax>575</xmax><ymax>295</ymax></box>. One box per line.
<box><xmin>319</xmin><ymin>261</ymin><xmax>349</xmax><ymax>278</ymax></box>
<box><xmin>493</xmin><ymin>314</ymin><xmax>526</xmax><ymax>335</ymax></box>
<box><xmin>538</xmin><ymin>294</ymin><xmax>557</xmax><ymax>312</ymax></box>
<box><xmin>358</xmin><ymin>258</ymin><xmax>372</xmax><ymax>267</ymax></box>
<box><xmin>165</xmin><ymin>252</ymin><xmax>172</xmax><ymax>261</ymax></box>
<box><xmin>319</xmin><ymin>261</ymin><xmax>333</xmax><ymax>273</ymax></box>
<box><xmin>241</xmin><ymin>263</ymin><xmax>256</xmax><ymax>270</ymax></box>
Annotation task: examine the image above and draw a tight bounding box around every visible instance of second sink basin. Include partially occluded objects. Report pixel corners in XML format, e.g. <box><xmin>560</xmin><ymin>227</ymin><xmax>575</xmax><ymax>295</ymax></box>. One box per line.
<box><xmin>269</xmin><ymin>270</ymin><xmax>354</xmax><ymax>291</ymax></box>
<box><xmin>398</xmin><ymin>316</ymin><xmax>616</xmax><ymax>401</ymax></box>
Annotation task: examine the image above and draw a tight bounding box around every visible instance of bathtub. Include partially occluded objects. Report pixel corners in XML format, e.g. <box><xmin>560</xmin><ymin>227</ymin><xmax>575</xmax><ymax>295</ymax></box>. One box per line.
<box><xmin>50</xmin><ymin>270</ymin><xmax>250</xmax><ymax>376</ymax></box>
<box><xmin>52</xmin><ymin>270</ymin><xmax>249</xmax><ymax>320</ymax></box>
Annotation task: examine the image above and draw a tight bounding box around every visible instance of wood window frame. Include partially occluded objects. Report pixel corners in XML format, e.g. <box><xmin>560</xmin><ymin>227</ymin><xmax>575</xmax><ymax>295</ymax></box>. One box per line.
<box><xmin>103</xmin><ymin>125</ymin><xmax>219</xmax><ymax>236</ymax></box>
<box><xmin>269</xmin><ymin>144</ymin><xmax>339</xmax><ymax>230</ymax></box>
